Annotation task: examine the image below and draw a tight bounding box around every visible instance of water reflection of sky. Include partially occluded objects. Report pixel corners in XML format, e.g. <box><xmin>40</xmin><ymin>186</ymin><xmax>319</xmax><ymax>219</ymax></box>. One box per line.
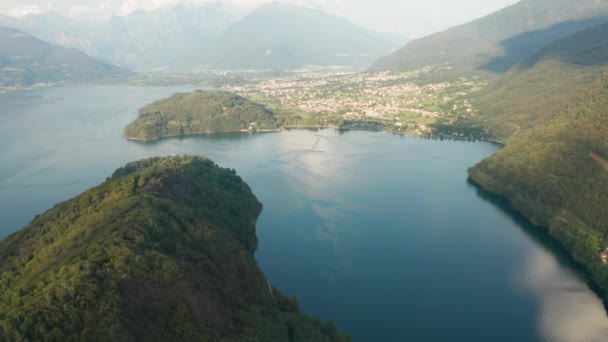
<box><xmin>523</xmin><ymin>250</ymin><xmax>608</xmax><ymax>342</ymax></box>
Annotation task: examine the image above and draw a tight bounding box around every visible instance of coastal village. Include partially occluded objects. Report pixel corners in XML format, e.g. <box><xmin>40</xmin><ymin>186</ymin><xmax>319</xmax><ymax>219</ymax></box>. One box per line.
<box><xmin>227</xmin><ymin>67</ymin><xmax>483</xmax><ymax>136</ymax></box>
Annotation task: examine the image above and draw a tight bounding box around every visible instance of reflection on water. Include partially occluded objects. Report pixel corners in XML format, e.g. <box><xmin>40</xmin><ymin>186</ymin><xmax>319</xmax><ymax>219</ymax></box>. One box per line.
<box><xmin>525</xmin><ymin>250</ymin><xmax>608</xmax><ymax>342</ymax></box>
<box><xmin>0</xmin><ymin>86</ymin><xmax>607</xmax><ymax>341</ymax></box>
<box><xmin>471</xmin><ymin>183</ymin><xmax>608</xmax><ymax>342</ymax></box>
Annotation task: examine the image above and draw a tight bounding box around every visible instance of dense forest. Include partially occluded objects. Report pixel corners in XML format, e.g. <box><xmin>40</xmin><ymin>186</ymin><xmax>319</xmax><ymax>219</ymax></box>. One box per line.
<box><xmin>0</xmin><ymin>156</ymin><xmax>349</xmax><ymax>341</ymax></box>
<box><xmin>469</xmin><ymin>72</ymin><xmax>608</xmax><ymax>298</ymax></box>
<box><xmin>124</xmin><ymin>91</ymin><xmax>279</xmax><ymax>141</ymax></box>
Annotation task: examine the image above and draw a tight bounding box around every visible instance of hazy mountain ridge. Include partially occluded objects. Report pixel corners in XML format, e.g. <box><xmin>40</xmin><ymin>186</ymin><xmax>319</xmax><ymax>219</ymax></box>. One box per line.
<box><xmin>0</xmin><ymin>26</ymin><xmax>131</xmax><ymax>87</ymax></box>
<box><xmin>370</xmin><ymin>0</ymin><xmax>608</xmax><ymax>73</ymax></box>
<box><xmin>475</xmin><ymin>21</ymin><xmax>608</xmax><ymax>141</ymax></box>
<box><xmin>0</xmin><ymin>155</ymin><xmax>350</xmax><ymax>341</ymax></box>
<box><xmin>0</xmin><ymin>3</ymin><xmax>404</xmax><ymax>71</ymax></box>
<box><xmin>211</xmin><ymin>3</ymin><xmax>402</xmax><ymax>70</ymax></box>
<box><xmin>0</xmin><ymin>3</ymin><xmax>240</xmax><ymax>71</ymax></box>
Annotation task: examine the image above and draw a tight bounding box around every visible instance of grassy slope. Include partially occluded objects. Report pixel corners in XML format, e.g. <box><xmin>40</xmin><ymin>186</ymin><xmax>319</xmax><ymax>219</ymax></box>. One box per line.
<box><xmin>474</xmin><ymin>22</ymin><xmax>608</xmax><ymax>142</ymax></box>
<box><xmin>0</xmin><ymin>155</ymin><xmax>349</xmax><ymax>341</ymax></box>
<box><xmin>124</xmin><ymin>90</ymin><xmax>279</xmax><ymax>141</ymax></box>
<box><xmin>469</xmin><ymin>72</ymin><xmax>608</xmax><ymax>298</ymax></box>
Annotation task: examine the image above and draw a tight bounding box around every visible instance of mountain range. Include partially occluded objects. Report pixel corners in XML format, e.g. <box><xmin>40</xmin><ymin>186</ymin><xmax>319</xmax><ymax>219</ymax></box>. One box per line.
<box><xmin>211</xmin><ymin>3</ymin><xmax>401</xmax><ymax>70</ymax></box>
<box><xmin>0</xmin><ymin>26</ymin><xmax>130</xmax><ymax>87</ymax></box>
<box><xmin>370</xmin><ymin>0</ymin><xmax>608</xmax><ymax>73</ymax></box>
<box><xmin>0</xmin><ymin>3</ymin><xmax>406</xmax><ymax>71</ymax></box>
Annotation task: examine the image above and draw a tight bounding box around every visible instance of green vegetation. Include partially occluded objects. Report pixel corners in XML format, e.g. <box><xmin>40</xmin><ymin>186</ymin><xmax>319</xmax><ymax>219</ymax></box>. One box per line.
<box><xmin>0</xmin><ymin>155</ymin><xmax>349</xmax><ymax>341</ymax></box>
<box><xmin>124</xmin><ymin>91</ymin><xmax>280</xmax><ymax>141</ymax></box>
<box><xmin>469</xmin><ymin>72</ymin><xmax>608</xmax><ymax>300</ymax></box>
<box><xmin>0</xmin><ymin>27</ymin><xmax>130</xmax><ymax>88</ymax></box>
<box><xmin>474</xmin><ymin>22</ymin><xmax>608</xmax><ymax>142</ymax></box>
<box><xmin>370</xmin><ymin>0</ymin><xmax>608</xmax><ymax>73</ymax></box>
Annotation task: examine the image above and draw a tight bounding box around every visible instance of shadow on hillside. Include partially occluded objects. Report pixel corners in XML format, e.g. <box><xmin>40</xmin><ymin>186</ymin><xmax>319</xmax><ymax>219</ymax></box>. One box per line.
<box><xmin>481</xmin><ymin>17</ymin><xmax>608</xmax><ymax>72</ymax></box>
<box><xmin>466</xmin><ymin>177</ymin><xmax>608</xmax><ymax>313</ymax></box>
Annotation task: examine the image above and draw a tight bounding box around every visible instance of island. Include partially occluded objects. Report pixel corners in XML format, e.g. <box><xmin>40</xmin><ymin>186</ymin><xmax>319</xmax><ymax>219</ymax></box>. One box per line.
<box><xmin>124</xmin><ymin>90</ymin><xmax>280</xmax><ymax>141</ymax></box>
<box><xmin>0</xmin><ymin>155</ymin><xmax>349</xmax><ymax>341</ymax></box>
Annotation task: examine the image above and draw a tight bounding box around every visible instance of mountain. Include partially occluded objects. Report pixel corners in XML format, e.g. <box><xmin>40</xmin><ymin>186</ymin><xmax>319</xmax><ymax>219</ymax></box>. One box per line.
<box><xmin>1</xmin><ymin>3</ymin><xmax>403</xmax><ymax>71</ymax></box>
<box><xmin>0</xmin><ymin>3</ymin><xmax>240</xmax><ymax>71</ymax></box>
<box><xmin>0</xmin><ymin>155</ymin><xmax>349</xmax><ymax>341</ymax></box>
<box><xmin>0</xmin><ymin>27</ymin><xmax>130</xmax><ymax>87</ymax></box>
<box><xmin>469</xmin><ymin>71</ymin><xmax>608</xmax><ymax>302</ymax></box>
<box><xmin>474</xmin><ymin>21</ymin><xmax>608</xmax><ymax>141</ymax></box>
<box><xmin>84</xmin><ymin>3</ymin><xmax>239</xmax><ymax>71</ymax></box>
<box><xmin>124</xmin><ymin>90</ymin><xmax>279</xmax><ymax>141</ymax></box>
<box><xmin>370</xmin><ymin>0</ymin><xmax>608</xmax><ymax>73</ymax></box>
<box><xmin>210</xmin><ymin>3</ymin><xmax>401</xmax><ymax>70</ymax></box>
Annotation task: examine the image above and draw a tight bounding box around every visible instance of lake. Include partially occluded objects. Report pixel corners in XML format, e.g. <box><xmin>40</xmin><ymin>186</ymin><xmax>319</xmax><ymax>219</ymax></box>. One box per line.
<box><xmin>1</xmin><ymin>85</ymin><xmax>607</xmax><ymax>341</ymax></box>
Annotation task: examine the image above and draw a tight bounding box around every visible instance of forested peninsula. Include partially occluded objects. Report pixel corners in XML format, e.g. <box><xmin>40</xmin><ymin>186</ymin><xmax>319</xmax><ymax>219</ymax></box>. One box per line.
<box><xmin>124</xmin><ymin>91</ymin><xmax>279</xmax><ymax>142</ymax></box>
<box><xmin>0</xmin><ymin>155</ymin><xmax>349</xmax><ymax>341</ymax></box>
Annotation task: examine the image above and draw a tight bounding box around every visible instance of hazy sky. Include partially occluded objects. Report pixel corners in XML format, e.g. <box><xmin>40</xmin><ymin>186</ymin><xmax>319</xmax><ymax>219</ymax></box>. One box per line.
<box><xmin>0</xmin><ymin>0</ymin><xmax>519</xmax><ymax>37</ymax></box>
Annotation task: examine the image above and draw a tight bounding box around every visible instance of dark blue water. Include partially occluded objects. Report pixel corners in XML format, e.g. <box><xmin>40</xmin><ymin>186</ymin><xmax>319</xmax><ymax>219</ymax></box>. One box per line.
<box><xmin>1</xmin><ymin>86</ymin><xmax>607</xmax><ymax>341</ymax></box>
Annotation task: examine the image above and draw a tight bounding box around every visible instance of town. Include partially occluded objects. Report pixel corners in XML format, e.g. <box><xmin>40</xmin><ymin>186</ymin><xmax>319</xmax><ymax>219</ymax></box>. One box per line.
<box><xmin>226</xmin><ymin>67</ymin><xmax>486</xmax><ymax>137</ymax></box>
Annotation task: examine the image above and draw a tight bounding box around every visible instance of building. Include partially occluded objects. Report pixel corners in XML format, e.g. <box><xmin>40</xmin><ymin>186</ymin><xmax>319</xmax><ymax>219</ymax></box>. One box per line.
<box><xmin>600</xmin><ymin>251</ymin><xmax>608</xmax><ymax>264</ymax></box>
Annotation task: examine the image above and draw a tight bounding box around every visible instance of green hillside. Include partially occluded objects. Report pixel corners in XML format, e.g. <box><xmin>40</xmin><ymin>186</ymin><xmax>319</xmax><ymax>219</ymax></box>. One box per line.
<box><xmin>475</xmin><ymin>21</ymin><xmax>608</xmax><ymax>141</ymax></box>
<box><xmin>370</xmin><ymin>0</ymin><xmax>608</xmax><ymax>73</ymax></box>
<box><xmin>0</xmin><ymin>155</ymin><xmax>349</xmax><ymax>341</ymax></box>
<box><xmin>124</xmin><ymin>91</ymin><xmax>279</xmax><ymax>141</ymax></box>
<box><xmin>469</xmin><ymin>72</ymin><xmax>608</xmax><ymax>300</ymax></box>
<box><xmin>0</xmin><ymin>26</ymin><xmax>131</xmax><ymax>87</ymax></box>
<box><xmin>211</xmin><ymin>3</ymin><xmax>399</xmax><ymax>70</ymax></box>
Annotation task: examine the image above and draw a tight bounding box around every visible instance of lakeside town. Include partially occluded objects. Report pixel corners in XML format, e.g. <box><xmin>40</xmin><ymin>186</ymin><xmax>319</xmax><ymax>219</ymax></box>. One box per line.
<box><xmin>226</xmin><ymin>67</ymin><xmax>486</xmax><ymax>137</ymax></box>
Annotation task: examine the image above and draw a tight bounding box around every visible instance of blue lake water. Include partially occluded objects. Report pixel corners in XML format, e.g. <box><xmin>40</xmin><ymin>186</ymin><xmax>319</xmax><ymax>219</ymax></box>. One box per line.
<box><xmin>1</xmin><ymin>85</ymin><xmax>607</xmax><ymax>341</ymax></box>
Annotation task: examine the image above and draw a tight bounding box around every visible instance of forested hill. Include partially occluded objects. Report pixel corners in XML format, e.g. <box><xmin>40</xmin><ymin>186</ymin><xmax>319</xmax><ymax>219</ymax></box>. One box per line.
<box><xmin>469</xmin><ymin>73</ymin><xmax>608</xmax><ymax>300</ymax></box>
<box><xmin>0</xmin><ymin>26</ymin><xmax>130</xmax><ymax>87</ymax></box>
<box><xmin>124</xmin><ymin>91</ymin><xmax>279</xmax><ymax>141</ymax></box>
<box><xmin>369</xmin><ymin>0</ymin><xmax>608</xmax><ymax>73</ymax></box>
<box><xmin>474</xmin><ymin>21</ymin><xmax>608</xmax><ymax>142</ymax></box>
<box><xmin>0</xmin><ymin>156</ymin><xmax>349</xmax><ymax>341</ymax></box>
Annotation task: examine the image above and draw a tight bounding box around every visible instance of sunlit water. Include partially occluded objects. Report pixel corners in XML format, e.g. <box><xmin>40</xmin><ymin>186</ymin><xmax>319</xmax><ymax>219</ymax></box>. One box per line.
<box><xmin>0</xmin><ymin>86</ymin><xmax>607</xmax><ymax>341</ymax></box>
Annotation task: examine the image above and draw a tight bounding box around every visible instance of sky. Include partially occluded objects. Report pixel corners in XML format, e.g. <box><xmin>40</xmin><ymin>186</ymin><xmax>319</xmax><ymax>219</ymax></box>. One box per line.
<box><xmin>0</xmin><ymin>0</ymin><xmax>520</xmax><ymax>37</ymax></box>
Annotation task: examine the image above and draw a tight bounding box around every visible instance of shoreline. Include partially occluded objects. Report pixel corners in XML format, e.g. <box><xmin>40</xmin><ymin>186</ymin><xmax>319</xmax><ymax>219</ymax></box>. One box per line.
<box><xmin>467</xmin><ymin>173</ymin><xmax>608</xmax><ymax>312</ymax></box>
<box><xmin>124</xmin><ymin>126</ymin><xmax>503</xmax><ymax>144</ymax></box>
<box><xmin>125</xmin><ymin>123</ymin><xmax>606</xmax><ymax>315</ymax></box>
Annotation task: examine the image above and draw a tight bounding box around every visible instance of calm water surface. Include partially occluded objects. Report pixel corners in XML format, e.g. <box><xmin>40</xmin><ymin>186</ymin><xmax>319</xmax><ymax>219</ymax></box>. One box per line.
<box><xmin>1</xmin><ymin>86</ymin><xmax>607</xmax><ymax>341</ymax></box>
